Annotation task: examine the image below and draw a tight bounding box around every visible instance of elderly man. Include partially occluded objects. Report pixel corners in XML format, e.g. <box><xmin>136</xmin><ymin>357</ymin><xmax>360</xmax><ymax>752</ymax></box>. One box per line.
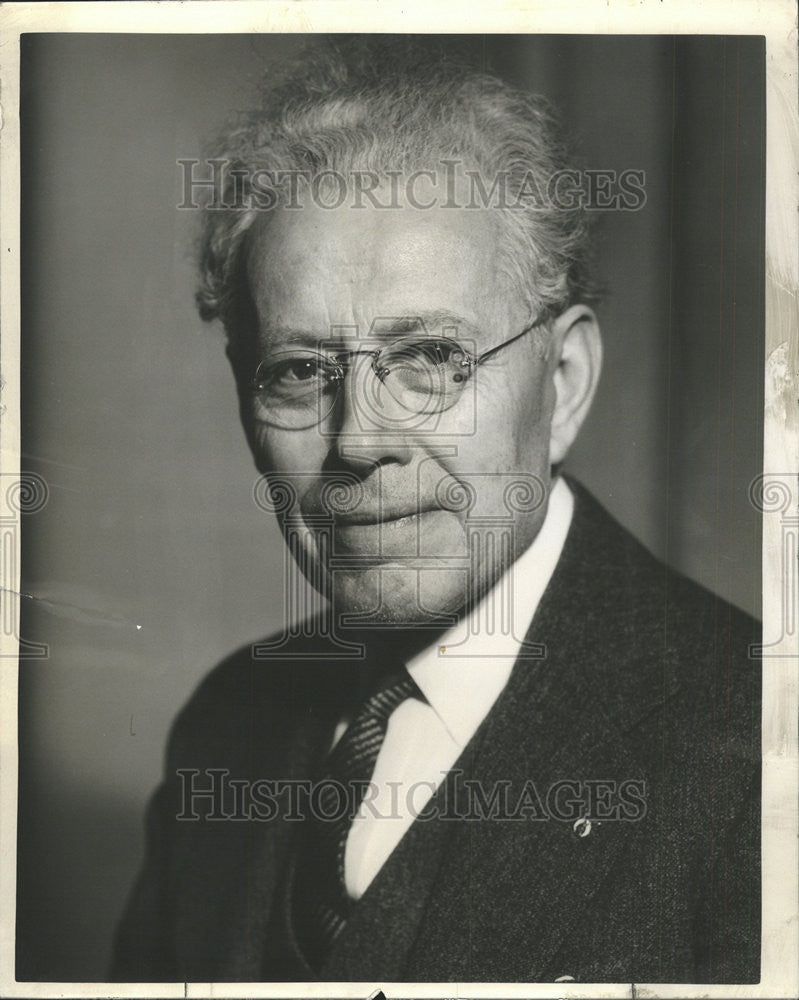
<box><xmin>112</xmin><ymin>38</ymin><xmax>760</xmax><ymax>984</ymax></box>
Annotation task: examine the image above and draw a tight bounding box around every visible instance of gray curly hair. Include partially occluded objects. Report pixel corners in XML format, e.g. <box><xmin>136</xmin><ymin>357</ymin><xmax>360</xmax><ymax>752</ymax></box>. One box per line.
<box><xmin>195</xmin><ymin>36</ymin><xmax>598</xmax><ymax>361</ymax></box>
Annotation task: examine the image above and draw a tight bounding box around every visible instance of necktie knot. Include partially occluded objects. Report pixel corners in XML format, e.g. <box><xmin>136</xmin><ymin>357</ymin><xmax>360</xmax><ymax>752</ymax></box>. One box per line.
<box><xmin>363</xmin><ymin>671</ymin><xmax>422</xmax><ymax>719</ymax></box>
<box><xmin>328</xmin><ymin>671</ymin><xmax>422</xmax><ymax>769</ymax></box>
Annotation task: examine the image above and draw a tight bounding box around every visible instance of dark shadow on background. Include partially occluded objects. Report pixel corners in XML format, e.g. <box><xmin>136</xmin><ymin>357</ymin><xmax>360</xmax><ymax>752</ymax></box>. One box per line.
<box><xmin>16</xmin><ymin>33</ymin><xmax>764</xmax><ymax>980</ymax></box>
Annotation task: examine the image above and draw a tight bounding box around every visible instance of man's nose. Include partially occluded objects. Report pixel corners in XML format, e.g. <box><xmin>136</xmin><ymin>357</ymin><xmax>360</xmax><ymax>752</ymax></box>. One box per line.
<box><xmin>328</xmin><ymin>355</ymin><xmax>415</xmax><ymax>471</ymax></box>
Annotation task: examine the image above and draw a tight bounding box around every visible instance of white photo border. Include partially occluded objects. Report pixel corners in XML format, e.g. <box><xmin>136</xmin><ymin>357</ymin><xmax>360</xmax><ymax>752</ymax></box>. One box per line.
<box><xmin>1</xmin><ymin>1</ymin><xmax>796</xmax><ymax>998</ymax></box>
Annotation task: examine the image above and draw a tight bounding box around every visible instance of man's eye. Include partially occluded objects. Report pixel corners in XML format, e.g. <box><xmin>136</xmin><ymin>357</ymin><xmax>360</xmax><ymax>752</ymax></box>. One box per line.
<box><xmin>418</xmin><ymin>341</ymin><xmax>449</xmax><ymax>365</ymax></box>
<box><xmin>402</xmin><ymin>339</ymin><xmax>467</xmax><ymax>368</ymax></box>
<box><xmin>255</xmin><ymin>357</ymin><xmax>330</xmax><ymax>390</ymax></box>
<box><xmin>273</xmin><ymin>359</ymin><xmax>322</xmax><ymax>383</ymax></box>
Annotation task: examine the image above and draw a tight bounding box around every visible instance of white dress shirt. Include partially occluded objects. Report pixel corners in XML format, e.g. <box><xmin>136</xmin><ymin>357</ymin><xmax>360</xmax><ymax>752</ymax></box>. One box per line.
<box><xmin>340</xmin><ymin>476</ymin><xmax>575</xmax><ymax>899</ymax></box>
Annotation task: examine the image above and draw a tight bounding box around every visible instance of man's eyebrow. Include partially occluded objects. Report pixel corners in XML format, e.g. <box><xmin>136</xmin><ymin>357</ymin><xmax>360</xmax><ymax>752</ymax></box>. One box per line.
<box><xmin>257</xmin><ymin>326</ymin><xmax>326</xmax><ymax>349</ymax></box>
<box><xmin>260</xmin><ymin>312</ymin><xmax>484</xmax><ymax>346</ymax></box>
<box><xmin>370</xmin><ymin>311</ymin><xmax>483</xmax><ymax>339</ymax></box>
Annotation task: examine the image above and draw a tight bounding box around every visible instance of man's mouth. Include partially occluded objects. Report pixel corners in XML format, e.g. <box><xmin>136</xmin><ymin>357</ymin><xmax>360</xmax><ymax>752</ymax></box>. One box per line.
<box><xmin>332</xmin><ymin>507</ymin><xmax>439</xmax><ymax>526</ymax></box>
<box><xmin>326</xmin><ymin>508</ymin><xmax>457</xmax><ymax>559</ymax></box>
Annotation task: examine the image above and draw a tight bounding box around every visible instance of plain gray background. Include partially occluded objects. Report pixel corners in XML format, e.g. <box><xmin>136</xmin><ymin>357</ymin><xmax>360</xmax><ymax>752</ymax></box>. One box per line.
<box><xmin>17</xmin><ymin>34</ymin><xmax>764</xmax><ymax>980</ymax></box>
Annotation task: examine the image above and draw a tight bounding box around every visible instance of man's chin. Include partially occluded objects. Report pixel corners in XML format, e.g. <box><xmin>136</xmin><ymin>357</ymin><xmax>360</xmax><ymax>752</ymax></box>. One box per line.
<box><xmin>328</xmin><ymin>564</ymin><xmax>470</xmax><ymax>628</ymax></box>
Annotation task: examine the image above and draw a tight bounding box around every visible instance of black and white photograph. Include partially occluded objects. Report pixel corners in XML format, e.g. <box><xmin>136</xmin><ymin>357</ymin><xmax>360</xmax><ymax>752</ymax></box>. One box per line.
<box><xmin>2</xmin><ymin>2</ymin><xmax>797</xmax><ymax>996</ymax></box>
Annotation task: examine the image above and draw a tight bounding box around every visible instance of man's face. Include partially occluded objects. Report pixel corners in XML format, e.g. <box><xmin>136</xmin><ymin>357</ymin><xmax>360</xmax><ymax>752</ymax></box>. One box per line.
<box><xmin>243</xmin><ymin>188</ymin><xmax>563</xmax><ymax>625</ymax></box>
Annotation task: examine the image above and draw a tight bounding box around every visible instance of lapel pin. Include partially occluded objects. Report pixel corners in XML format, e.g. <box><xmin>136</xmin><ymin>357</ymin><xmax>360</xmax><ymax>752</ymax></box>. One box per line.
<box><xmin>573</xmin><ymin>816</ymin><xmax>592</xmax><ymax>837</ymax></box>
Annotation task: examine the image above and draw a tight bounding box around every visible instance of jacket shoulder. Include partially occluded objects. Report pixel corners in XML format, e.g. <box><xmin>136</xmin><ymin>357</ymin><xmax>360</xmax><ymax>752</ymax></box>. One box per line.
<box><xmin>557</xmin><ymin>478</ymin><xmax>761</xmax><ymax>750</ymax></box>
<box><xmin>164</xmin><ymin>622</ymin><xmax>356</xmax><ymax>769</ymax></box>
<box><xmin>563</xmin><ymin>476</ymin><xmax>760</xmax><ymax>655</ymax></box>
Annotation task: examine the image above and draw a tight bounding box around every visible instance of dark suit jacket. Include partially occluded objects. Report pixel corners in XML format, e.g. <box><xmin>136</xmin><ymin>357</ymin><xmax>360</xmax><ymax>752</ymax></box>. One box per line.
<box><xmin>111</xmin><ymin>480</ymin><xmax>761</xmax><ymax>983</ymax></box>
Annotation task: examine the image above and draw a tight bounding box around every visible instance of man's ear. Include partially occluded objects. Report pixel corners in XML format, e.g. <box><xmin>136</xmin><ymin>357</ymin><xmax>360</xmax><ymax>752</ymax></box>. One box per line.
<box><xmin>548</xmin><ymin>304</ymin><xmax>603</xmax><ymax>466</ymax></box>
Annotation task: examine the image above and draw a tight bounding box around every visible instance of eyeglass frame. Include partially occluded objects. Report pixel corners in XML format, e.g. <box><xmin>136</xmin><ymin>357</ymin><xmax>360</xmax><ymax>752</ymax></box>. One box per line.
<box><xmin>247</xmin><ymin>316</ymin><xmax>547</xmax><ymax>429</ymax></box>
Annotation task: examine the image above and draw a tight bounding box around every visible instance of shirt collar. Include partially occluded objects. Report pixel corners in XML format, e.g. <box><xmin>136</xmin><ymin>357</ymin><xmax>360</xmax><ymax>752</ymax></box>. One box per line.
<box><xmin>406</xmin><ymin>476</ymin><xmax>574</xmax><ymax>747</ymax></box>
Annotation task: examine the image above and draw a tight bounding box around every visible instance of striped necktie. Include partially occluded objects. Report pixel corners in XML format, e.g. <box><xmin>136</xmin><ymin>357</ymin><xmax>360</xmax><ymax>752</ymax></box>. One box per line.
<box><xmin>291</xmin><ymin>668</ymin><xmax>423</xmax><ymax>970</ymax></box>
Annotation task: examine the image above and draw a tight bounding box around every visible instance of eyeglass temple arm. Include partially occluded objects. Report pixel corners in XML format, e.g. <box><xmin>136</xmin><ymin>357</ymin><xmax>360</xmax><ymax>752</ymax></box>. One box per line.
<box><xmin>474</xmin><ymin>318</ymin><xmax>546</xmax><ymax>366</ymax></box>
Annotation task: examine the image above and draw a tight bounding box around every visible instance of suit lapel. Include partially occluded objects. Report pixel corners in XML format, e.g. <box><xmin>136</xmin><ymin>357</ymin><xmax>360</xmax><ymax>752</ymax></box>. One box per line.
<box><xmin>397</xmin><ymin>650</ymin><xmax>643</xmax><ymax>979</ymax></box>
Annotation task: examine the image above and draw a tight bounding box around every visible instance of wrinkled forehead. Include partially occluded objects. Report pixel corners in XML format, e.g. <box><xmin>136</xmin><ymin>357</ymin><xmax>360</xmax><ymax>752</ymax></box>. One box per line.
<box><xmin>244</xmin><ymin>178</ymin><xmax>522</xmax><ymax>345</ymax></box>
